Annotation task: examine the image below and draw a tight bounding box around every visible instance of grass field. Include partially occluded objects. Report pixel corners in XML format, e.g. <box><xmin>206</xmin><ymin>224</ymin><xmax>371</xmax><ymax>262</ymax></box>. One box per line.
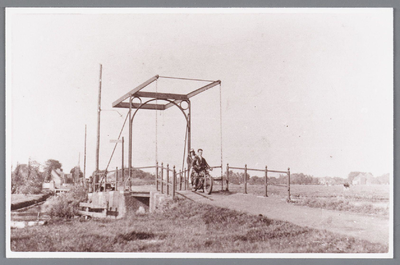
<box><xmin>10</xmin><ymin>198</ymin><xmax>387</xmax><ymax>253</ymax></box>
<box><xmin>227</xmin><ymin>184</ymin><xmax>390</xmax><ymax>217</ymax></box>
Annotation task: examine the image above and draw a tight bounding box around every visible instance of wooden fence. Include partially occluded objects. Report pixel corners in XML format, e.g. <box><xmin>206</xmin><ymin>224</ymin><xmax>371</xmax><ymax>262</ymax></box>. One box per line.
<box><xmin>226</xmin><ymin>164</ymin><xmax>291</xmax><ymax>201</ymax></box>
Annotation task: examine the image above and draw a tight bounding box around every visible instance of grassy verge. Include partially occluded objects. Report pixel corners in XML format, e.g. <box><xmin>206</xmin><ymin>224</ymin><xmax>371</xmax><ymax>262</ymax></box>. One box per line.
<box><xmin>11</xmin><ymin>198</ymin><xmax>387</xmax><ymax>253</ymax></box>
<box><xmin>291</xmin><ymin>197</ymin><xmax>389</xmax><ymax>216</ymax></box>
<box><xmin>228</xmin><ymin>184</ymin><xmax>389</xmax><ymax>216</ymax></box>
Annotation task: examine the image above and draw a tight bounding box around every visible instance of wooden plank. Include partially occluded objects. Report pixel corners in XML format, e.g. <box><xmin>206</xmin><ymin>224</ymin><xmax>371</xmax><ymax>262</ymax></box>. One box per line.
<box><xmin>135</xmin><ymin>91</ymin><xmax>188</xmax><ymax>101</ymax></box>
<box><xmin>114</xmin><ymin>102</ymin><xmax>166</xmax><ymax>110</ymax></box>
<box><xmin>268</xmin><ymin>170</ymin><xmax>288</xmax><ymax>174</ymax></box>
<box><xmin>77</xmin><ymin>210</ymin><xmax>107</xmax><ymax>218</ymax></box>
<box><xmin>246</xmin><ymin>168</ymin><xmax>265</xmax><ymax>172</ymax></box>
<box><xmin>112</xmin><ymin>75</ymin><xmax>159</xmax><ymax>107</ymax></box>
<box><xmin>88</xmin><ymin>206</ymin><xmax>107</xmax><ymax>210</ymax></box>
<box><xmin>229</xmin><ymin>167</ymin><xmax>245</xmax><ymax>170</ymax></box>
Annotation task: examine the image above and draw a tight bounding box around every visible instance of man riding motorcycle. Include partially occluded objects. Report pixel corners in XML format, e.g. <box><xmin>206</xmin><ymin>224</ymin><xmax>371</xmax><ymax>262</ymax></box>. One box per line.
<box><xmin>192</xmin><ymin>148</ymin><xmax>212</xmax><ymax>192</ymax></box>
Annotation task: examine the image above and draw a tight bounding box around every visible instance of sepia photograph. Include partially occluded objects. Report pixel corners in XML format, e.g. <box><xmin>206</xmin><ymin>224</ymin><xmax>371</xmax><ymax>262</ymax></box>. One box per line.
<box><xmin>6</xmin><ymin>8</ymin><xmax>393</xmax><ymax>258</ymax></box>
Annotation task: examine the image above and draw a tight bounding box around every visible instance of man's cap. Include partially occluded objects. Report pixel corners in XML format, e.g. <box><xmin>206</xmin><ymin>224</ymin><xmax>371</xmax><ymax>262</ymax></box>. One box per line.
<box><xmin>189</xmin><ymin>148</ymin><xmax>195</xmax><ymax>153</ymax></box>
<box><xmin>198</xmin><ymin>148</ymin><xmax>203</xmax><ymax>152</ymax></box>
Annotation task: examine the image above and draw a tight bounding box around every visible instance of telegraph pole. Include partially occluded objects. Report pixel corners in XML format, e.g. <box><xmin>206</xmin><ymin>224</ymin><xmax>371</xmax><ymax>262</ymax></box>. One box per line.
<box><xmin>95</xmin><ymin>64</ymin><xmax>103</xmax><ymax>190</ymax></box>
<box><xmin>122</xmin><ymin>136</ymin><xmax>124</xmax><ymax>188</ymax></box>
<box><xmin>83</xmin><ymin>124</ymin><xmax>87</xmax><ymax>188</ymax></box>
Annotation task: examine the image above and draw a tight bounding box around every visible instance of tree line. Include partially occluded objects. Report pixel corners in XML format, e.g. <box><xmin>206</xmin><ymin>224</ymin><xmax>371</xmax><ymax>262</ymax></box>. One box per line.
<box><xmin>223</xmin><ymin>171</ymin><xmax>389</xmax><ymax>186</ymax></box>
<box><xmin>11</xmin><ymin>158</ymin><xmax>155</xmax><ymax>194</ymax></box>
<box><xmin>11</xmin><ymin>159</ymin><xmax>83</xmax><ymax>194</ymax></box>
<box><xmin>224</xmin><ymin>171</ymin><xmax>319</xmax><ymax>186</ymax></box>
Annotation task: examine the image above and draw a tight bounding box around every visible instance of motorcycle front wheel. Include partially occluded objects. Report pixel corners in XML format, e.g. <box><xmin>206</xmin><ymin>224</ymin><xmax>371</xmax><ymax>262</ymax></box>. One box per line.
<box><xmin>204</xmin><ymin>175</ymin><xmax>213</xmax><ymax>195</ymax></box>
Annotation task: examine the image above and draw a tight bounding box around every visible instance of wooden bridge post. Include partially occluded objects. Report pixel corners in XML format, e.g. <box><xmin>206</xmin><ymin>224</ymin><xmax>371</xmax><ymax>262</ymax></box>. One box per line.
<box><xmin>156</xmin><ymin>161</ymin><xmax>159</xmax><ymax>191</ymax></box>
<box><xmin>244</xmin><ymin>164</ymin><xmax>247</xmax><ymax>194</ymax></box>
<box><xmin>160</xmin><ymin>163</ymin><xmax>164</xmax><ymax>194</ymax></box>
<box><xmin>265</xmin><ymin>166</ymin><xmax>268</xmax><ymax>197</ymax></box>
<box><xmin>226</xmin><ymin>163</ymin><xmax>229</xmax><ymax>191</ymax></box>
<box><xmin>287</xmin><ymin>167</ymin><xmax>291</xmax><ymax>202</ymax></box>
<box><xmin>122</xmin><ymin>136</ymin><xmax>124</xmax><ymax>190</ymax></box>
<box><xmin>123</xmin><ymin>170</ymin><xmax>125</xmax><ymax>192</ymax></box>
<box><xmin>173</xmin><ymin>166</ymin><xmax>176</xmax><ymax>199</ymax></box>
<box><xmin>93</xmin><ymin>174</ymin><xmax>96</xmax><ymax>192</ymax></box>
<box><xmin>105</xmin><ymin>172</ymin><xmax>107</xmax><ymax>191</ymax></box>
<box><xmin>184</xmin><ymin>168</ymin><xmax>187</xmax><ymax>190</ymax></box>
<box><xmin>166</xmin><ymin>164</ymin><xmax>170</xmax><ymax>195</ymax></box>
<box><xmin>88</xmin><ymin>176</ymin><xmax>93</xmax><ymax>193</ymax></box>
<box><xmin>116</xmin><ymin>167</ymin><xmax>118</xmax><ymax>191</ymax></box>
<box><xmin>221</xmin><ymin>165</ymin><xmax>224</xmax><ymax>191</ymax></box>
<box><xmin>179</xmin><ymin>169</ymin><xmax>182</xmax><ymax>191</ymax></box>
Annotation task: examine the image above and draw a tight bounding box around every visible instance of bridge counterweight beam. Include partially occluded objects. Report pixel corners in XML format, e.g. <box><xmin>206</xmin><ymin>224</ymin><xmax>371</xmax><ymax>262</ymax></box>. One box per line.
<box><xmin>112</xmin><ymin>75</ymin><xmax>159</xmax><ymax>107</ymax></box>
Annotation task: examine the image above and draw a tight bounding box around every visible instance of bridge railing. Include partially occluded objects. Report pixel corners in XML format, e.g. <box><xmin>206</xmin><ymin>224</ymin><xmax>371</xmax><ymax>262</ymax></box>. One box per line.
<box><xmin>92</xmin><ymin>165</ymin><xmax>159</xmax><ymax>192</ymax></box>
<box><xmin>91</xmin><ymin>162</ymin><xmax>188</xmax><ymax>197</ymax></box>
<box><xmin>175</xmin><ymin>168</ymin><xmax>190</xmax><ymax>191</ymax></box>
<box><xmin>155</xmin><ymin>163</ymin><xmax>225</xmax><ymax>195</ymax></box>
<box><xmin>226</xmin><ymin>164</ymin><xmax>291</xmax><ymax>201</ymax></box>
<box><xmin>91</xmin><ymin>162</ymin><xmax>291</xmax><ymax>201</ymax></box>
<box><xmin>155</xmin><ymin>162</ymin><xmax>179</xmax><ymax>199</ymax></box>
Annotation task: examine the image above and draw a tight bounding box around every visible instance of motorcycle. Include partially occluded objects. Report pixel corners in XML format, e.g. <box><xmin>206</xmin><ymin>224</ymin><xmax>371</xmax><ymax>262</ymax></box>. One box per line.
<box><xmin>193</xmin><ymin>168</ymin><xmax>214</xmax><ymax>195</ymax></box>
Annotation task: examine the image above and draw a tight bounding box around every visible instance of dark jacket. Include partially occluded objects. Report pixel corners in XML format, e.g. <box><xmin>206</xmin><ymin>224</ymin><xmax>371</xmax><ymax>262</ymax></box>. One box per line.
<box><xmin>193</xmin><ymin>156</ymin><xmax>210</xmax><ymax>172</ymax></box>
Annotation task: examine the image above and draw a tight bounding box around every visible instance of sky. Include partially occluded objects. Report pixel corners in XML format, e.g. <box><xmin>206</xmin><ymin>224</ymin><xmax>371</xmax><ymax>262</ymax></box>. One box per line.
<box><xmin>6</xmin><ymin>8</ymin><xmax>393</xmax><ymax>179</ymax></box>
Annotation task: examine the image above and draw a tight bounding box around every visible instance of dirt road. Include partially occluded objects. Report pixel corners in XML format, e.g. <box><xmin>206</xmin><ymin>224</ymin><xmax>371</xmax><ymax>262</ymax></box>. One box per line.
<box><xmin>176</xmin><ymin>190</ymin><xmax>390</xmax><ymax>246</ymax></box>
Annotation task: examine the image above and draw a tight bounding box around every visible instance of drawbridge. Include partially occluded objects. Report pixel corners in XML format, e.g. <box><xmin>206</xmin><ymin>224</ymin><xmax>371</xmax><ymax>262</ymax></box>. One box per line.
<box><xmin>82</xmin><ymin>74</ymin><xmax>290</xmax><ymax>219</ymax></box>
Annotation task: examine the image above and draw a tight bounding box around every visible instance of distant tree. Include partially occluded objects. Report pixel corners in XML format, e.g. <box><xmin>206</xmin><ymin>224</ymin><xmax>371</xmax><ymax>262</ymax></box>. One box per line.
<box><xmin>332</xmin><ymin>176</ymin><xmax>345</xmax><ymax>185</ymax></box>
<box><xmin>70</xmin><ymin>166</ymin><xmax>83</xmax><ymax>183</ymax></box>
<box><xmin>291</xmin><ymin>173</ymin><xmax>305</xmax><ymax>184</ymax></box>
<box><xmin>248</xmin><ymin>176</ymin><xmax>264</xmax><ymax>185</ymax></box>
<box><xmin>311</xmin><ymin>177</ymin><xmax>320</xmax><ymax>185</ymax></box>
<box><xmin>43</xmin><ymin>159</ymin><xmax>62</xmax><ymax>182</ymax></box>
<box><xmin>268</xmin><ymin>176</ymin><xmax>277</xmax><ymax>185</ymax></box>
<box><xmin>376</xmin><ymin>173</ymin><xmax>390</xmax><ymax>185</ymax></box>
<box><xmin>11</xmin><ymin>160</ymin><xmax>44</xmax><ymax>194</ymax></box>
<box><xmin>279</xmin><ymin>173</ymin><xmax>319</xmax><ymax>185</ymax></box>
<box><xmin>277</xmin><ymin>174</ymin><xmax>287</xmax><ymax>185</ymax></box>
<box><xmin>131</xmin><ymin>168</ymin><xmax>154</xmax><ymax>180</ymax></box>
<box><xmin>224</xmin><ymin>170</ymin><xmax>242</xmax><ymax>185</ymax></box>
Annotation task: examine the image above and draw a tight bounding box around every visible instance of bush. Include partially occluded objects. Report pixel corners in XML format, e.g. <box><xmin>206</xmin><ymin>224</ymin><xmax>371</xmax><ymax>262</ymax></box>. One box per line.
<box><xmin>46</xmin><ymin>186</ymin><xmax>88</xmax><ymax>218</ymax></box>
<box><xmin>65</xmin><ymin>185</ymin><xmax>88</xmax><ymax>203</ymax></box>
